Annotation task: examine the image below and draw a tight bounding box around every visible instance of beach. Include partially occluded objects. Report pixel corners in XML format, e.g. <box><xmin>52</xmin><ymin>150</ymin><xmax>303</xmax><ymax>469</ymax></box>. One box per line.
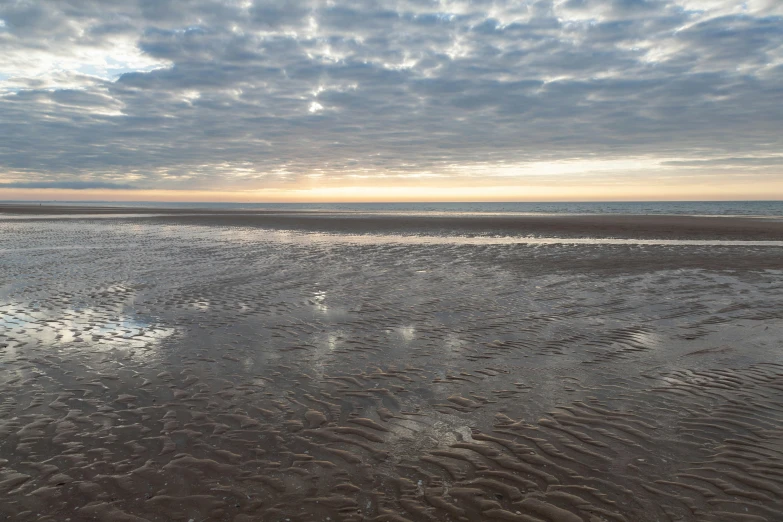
<box><xmin>1</xmin><ymin>206</ymin><xmax>783</xmax><ymax>522</ymax></box>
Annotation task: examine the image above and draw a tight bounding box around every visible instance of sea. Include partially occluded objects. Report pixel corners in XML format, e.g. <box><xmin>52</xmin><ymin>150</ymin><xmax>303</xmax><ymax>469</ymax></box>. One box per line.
<box><xmin>4</xmin><ymin>200</ymin><xmax>783</xmax><ymax>217</ymax></box>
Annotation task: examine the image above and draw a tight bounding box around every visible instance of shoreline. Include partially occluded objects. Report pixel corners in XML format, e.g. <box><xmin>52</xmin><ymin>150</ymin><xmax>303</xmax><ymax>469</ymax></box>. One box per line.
<box><xmin>2</xmin><ymin>203</ymin><xmax>783</xmax><ymax>240</ymax></box>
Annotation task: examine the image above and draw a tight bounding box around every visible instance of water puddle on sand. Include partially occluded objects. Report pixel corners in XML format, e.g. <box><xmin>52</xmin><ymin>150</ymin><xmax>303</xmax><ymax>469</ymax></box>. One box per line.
<box><xmin>214</xmin><ymin>227</ymin><xmax>783</xmax><ymax>247</ymax></box>
<box><xmin>0</xmin><ymin>302</ymin><xmax>176</xmax><ymax>361</ymax></box>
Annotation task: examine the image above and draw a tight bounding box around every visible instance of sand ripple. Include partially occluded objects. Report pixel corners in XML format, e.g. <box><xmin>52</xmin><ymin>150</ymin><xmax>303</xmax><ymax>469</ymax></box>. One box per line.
<box><xmin>1</xmin><ymin>218</ymin><xmax>783</xmax><ymax>521</ymax></box>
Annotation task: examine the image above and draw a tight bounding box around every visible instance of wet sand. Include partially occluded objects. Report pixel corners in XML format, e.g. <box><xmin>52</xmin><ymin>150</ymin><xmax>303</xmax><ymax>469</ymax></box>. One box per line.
<box><xmin>2</xmin><ymin>203</ymin><xmax>783</xmax><ymax>240</ymax></box>
<box><xmin>1</xmin><ymin>209</ymin><xmax>783</xmax><ymax>521</ymax></box>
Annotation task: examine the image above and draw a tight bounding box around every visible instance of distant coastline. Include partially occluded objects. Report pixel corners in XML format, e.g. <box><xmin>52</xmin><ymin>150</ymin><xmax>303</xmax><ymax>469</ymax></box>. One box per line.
<box><xmin>1</xmin><ymin>200</ymin><xmax>782</xmax><ymax>217</ymax></box>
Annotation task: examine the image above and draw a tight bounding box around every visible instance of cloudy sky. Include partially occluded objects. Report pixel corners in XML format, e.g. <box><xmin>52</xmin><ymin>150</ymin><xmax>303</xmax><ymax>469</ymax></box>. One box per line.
<box><xmin>1</xmin><ymin>0</ymin><xmax>782</xmax><ymax>201</ymax></box>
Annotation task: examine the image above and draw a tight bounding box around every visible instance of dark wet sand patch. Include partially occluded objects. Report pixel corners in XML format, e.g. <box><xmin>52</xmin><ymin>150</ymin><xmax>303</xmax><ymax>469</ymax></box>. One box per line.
<box><xmin>2</xmin><ymin>203</ymin><xmax>783</xmax><ymax>240</ymax></box>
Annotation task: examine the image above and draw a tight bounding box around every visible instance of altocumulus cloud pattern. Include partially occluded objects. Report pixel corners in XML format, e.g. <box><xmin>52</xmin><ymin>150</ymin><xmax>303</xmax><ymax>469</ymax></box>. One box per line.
<box><xmin>0</xmin><ymin>0</ymin><xmax>782</xmax><ymax>191</ymax></box>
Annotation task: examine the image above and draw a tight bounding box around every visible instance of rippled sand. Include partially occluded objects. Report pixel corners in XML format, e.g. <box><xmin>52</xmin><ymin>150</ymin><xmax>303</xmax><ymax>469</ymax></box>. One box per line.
<box><xmin>1</xmin><ymin>211</ymin><xmax>783</xmax><ymax>522</ymax></box>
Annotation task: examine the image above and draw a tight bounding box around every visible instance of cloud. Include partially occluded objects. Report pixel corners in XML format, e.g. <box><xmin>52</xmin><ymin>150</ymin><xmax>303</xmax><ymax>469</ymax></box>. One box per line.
<box><xmin>0</xmin><ymin>181</ymin><xmax>138</xmax><ymax>190</ymax></box>
<box><xmin>0</xmin><ymin>0</ymin><xmax>781</xmax><ymax>192</ymax></box>
<box><xmin>663</xmin><ymin>156</ymin><xmax>783</xmax><ymax>167</ymax></box>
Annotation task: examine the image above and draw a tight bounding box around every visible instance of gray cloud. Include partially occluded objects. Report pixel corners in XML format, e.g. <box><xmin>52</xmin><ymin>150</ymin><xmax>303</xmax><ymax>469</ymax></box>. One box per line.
<box><xmin>0</xmin><ymin>0</ymin><xmax>782</xmax><ymax>191</ymax></box>
<box><xmin>0</xmin><ymin>181</ymin><xmax>138</xmax><ymax>190</ymax></box>
<box><xmin>663</xmin><ymin>156</ymin><xmax>783</xmax><ymax>167</ymax></box>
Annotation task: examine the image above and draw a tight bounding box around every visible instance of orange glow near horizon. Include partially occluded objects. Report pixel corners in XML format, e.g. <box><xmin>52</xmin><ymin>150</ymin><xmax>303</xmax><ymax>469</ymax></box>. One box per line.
<box><xmin>2</xmin><ymin>178</ymin><xmax>783</xmax><ymax>203</ymax></box>
<box><xmin>3</xmin><ymin>157</ymin><xmax>782</xmax><ymax>203</ymax></box>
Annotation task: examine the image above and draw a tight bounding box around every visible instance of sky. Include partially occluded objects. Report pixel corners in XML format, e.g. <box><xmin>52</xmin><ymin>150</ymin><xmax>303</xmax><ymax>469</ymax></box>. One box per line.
<box><xmin>1</xmin><ymin>0</ymin><xmax>782</xmax><ymax>202</ymax></box>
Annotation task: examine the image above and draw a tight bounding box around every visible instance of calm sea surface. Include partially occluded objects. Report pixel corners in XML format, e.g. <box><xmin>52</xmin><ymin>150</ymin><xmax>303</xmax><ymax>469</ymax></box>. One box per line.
<box><xmin>6</xmin><ymin>200</ymin><xmax>783</xmax><ymax>216</ymax></box>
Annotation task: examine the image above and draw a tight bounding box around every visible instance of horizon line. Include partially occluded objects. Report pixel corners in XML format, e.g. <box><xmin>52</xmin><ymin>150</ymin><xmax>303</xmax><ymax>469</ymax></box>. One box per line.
<box><xmin>2</xmin><ymin>199</ymin><xmax>782</xmax><ymax>205</ymax></box>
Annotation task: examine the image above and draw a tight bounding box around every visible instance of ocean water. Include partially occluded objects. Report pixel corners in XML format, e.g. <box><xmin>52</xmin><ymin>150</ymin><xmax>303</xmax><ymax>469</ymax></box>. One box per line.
<box><xmin>6</xmin><ymin>200</ymin><xmax>783</xmax><ymax>216</ymax></box>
